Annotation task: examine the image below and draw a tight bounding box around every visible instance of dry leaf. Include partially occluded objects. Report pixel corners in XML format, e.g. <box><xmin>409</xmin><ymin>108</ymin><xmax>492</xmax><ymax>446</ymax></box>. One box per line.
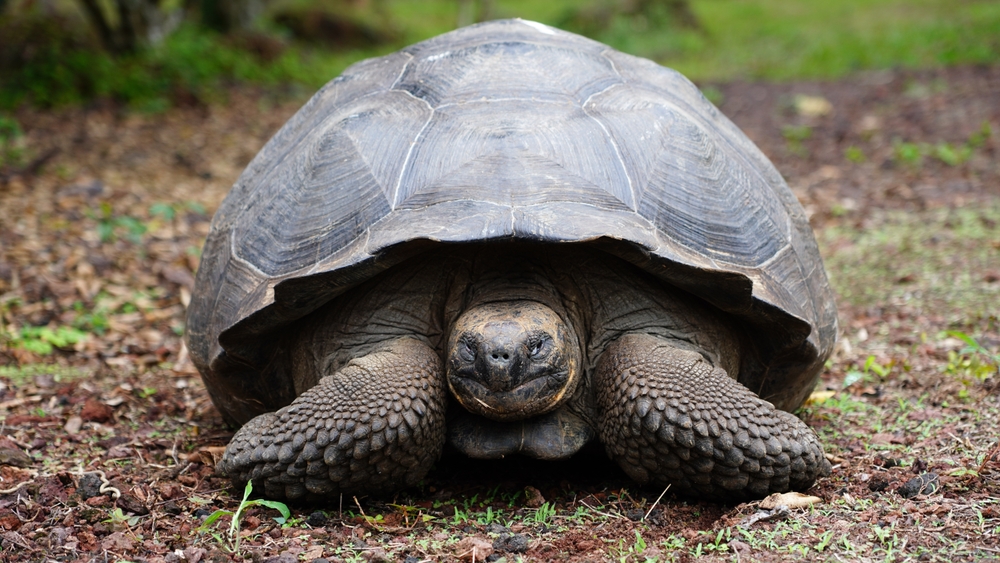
<box><xmin>186</xmin><ymin>446</ymin><xmax>227</xmax><ymax>465</ymax></box>
<box><xmin>455</xmin><ymin>537</ymin><xmax>493</xmax><ymax>562</ymax></box>
<box><xmin>805</xmin><ymin>390</ymin><xmax>836</xmax><ymax>405</ymax></box>
<box><xmin>794</xmin><ymin>95</ymin><xmax>833</xmax><ymax>117</ymax></box>
<box><xmin>759</xmin><ymin>492</ymin><xmax>823</xmax><ymax>510</ymax></box>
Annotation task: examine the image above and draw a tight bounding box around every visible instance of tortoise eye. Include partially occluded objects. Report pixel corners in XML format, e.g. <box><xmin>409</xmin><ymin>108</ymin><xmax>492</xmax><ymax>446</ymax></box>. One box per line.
<box><xmin>528</xmin><ymin>335</ymin><xmax>551</xmax><ymax>358</ymax></box>
<box><xmin>458</xmin><ymin>337</ymin><xmax>477</xmax><ymax>362</ymax></box>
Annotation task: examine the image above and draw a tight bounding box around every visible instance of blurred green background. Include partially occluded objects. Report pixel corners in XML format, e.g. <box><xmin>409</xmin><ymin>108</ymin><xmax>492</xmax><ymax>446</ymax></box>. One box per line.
<box><xmin>1</xmin><ymin>0</ymin><xmax>998</xmax><ymax>109</ymax></box>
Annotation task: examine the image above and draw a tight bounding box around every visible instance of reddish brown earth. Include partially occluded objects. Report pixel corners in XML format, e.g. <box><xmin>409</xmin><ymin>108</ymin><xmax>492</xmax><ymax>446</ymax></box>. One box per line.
<box><xmin>0</xmin><ymin>65</ymin><xmax>997</xmax><ymax>562</ymax></box>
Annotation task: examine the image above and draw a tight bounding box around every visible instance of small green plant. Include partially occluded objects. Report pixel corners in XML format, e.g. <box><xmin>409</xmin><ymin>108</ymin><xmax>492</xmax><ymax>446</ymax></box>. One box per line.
<box><xmin>843</xmin><ymin>355</ymin><xmax>891</xmax><ymax>387</ymax></box>
<box><xmin>941</xmin><ymin>331</ymin><xmax>999</xmax><ymax>383</ymax></box>
<box><xmin>150</xmin><ymin>200</ymin><xmax>207</xmax><ymax>221</ymax></box>
<box><xmin>4</xmin><ymin>325</ymin><xmax>89</xmax><ymax>355</ymax></box>
<box><xmin>893</xmin><ymin>123</ymin><xmax>992</xmax><ymax>168</ymax></box>
<box><xmin>782</xmin><ymin>125</ymin><xmax>813</xmax><ymax>156</ymax></box>
<box><xmin>198</xmin><ymin>481</ymin><xmax>291</xmax><ymax>554</ymax></box>
<box><xmin>932</xmin><ymin>142</ymin><xmax>972</xmax><ymax>166</ymax></box>
<box><xmin>967</xmin><ymin>121</ymin><xmax>992</xmax><ymax>148</ymax></box>
<box><xmin>633</xmin><ymin>529</ymin><xmax>647</xmax><ymax>553</ymax></box>
<box><xmin>610</xmin><ymin>529</ymin><xmax>651</xmax><ymax>563</ymax></box>
<box><xmin>815</xmin><ymin>530</ymin><xmax>835</xmax><ymax>552</ymax></box>
<box><xmin>71</xmin><ymin>301</ymin><xmax>111</xmax><ymax>335</ymax></box>
<box><xmin>893</xmin><ymin>140</ymin><xmax>924</xmax><ymax>166</ymax></box>
<box><xmin>476</xmin><ymin>506</ymin><xmax>499</xmax><ymax>525</ymax></box>
<box><xmin>0</xmin><ymin>115</ymin><xmax>26</xmax><ymax>168</ymax></box>
<box><xmin>845</xmin><ymin>145</ymin><xmax>866</xmax><ymax>163</ymax></box>
<box><xmin>532</xmin><ymin>502</ymin><xmax>557</xmax><ymax>526</ymax></box>
<box><xmin>89</xmin><ymin>202</ymin><xmax>148</xmax><ymax>243</ymax></box>
<box><xmin>104</xmin><ymin>507</ymin><xmax>142</xmax><ymax>529</ymax></box>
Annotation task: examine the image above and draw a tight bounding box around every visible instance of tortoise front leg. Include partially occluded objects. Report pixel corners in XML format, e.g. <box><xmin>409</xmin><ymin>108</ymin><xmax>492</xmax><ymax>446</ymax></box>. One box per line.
<box><xmin>218</xmin><ymin>338</ymin><xmax>447</xmax><ymax>501</ymax></box>
<box><xmin>594</xmin><ymin>333</ymin><xmax>830</xmax><ymax>500</ymax></box>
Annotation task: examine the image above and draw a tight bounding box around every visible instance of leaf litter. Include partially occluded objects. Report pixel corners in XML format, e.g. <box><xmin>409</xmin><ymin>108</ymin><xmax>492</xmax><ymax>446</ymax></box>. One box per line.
<box><xmin>0</xmin><ymin>66</ymin><xmax>998</xmax><ymax>561</ymax></box>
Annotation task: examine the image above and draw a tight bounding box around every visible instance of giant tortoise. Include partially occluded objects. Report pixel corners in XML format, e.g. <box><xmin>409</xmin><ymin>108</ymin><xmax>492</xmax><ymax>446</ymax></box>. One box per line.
<box><xmin>187</xmin><ymin>19</ymin><xmax>837</xmax><ymax>502</ymax></box>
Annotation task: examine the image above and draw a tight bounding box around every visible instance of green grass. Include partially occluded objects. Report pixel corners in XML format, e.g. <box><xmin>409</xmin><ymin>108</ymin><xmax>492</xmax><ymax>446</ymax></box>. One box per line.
<box><xmin>819</xmin><ymin>202</ymin><xmax>1000</xmax><ymax>321</ymax></box>
<box><xmin>2</xmin><ymin>0</ymin><xmax>999</xmax><ymax>108</ymax></box>
<box><xmin>655</xmin><ymin>0</ymin><xmax>1000</xmax><ymax>80</ymax></box>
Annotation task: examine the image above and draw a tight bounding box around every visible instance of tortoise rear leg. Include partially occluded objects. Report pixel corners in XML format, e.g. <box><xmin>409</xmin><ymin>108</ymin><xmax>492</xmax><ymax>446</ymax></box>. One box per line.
<box><xmin>594</xmin><ymin>333</ymin><xmax>830</xmax><ymax>500</ymax></box>
<box><xmin>218</xmin><ymin>338</ymin><xmax>447</xmax><ymax>501</ymax></box>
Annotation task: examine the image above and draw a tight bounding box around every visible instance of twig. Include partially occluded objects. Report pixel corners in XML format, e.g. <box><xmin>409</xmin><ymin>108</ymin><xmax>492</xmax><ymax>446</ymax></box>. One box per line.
<box><xmin>977</xmin><ymin>441</ymin><xmax>1000</xmax><ymax>474</ymax></box>
<box><xmin>353</xmin><ymin>496</ymin><xmax>367</xmax><ymax>520</ymax></box>
<box><xmin>70</xmin><ymin>469</ymin><xmax>121</xmax><ymax>499</ymax></box>
<box><xmin>643</xmin><ymin>485</ymin><xmax>670</xmax><ymax>521</ymax></box>
<box><xmin>0</xmin><ymin>469</ymin><xmax>38</xmax><ymax>494</ymax></box>
<box><xmin>0</xmin><ymin>148</ymin><xmax>60</xmax><ymax>184</ymax></box>
<box><xmin>579</xmin><ymin>500</ymin><xmax>626</xmax><ymax>520</ymax></box>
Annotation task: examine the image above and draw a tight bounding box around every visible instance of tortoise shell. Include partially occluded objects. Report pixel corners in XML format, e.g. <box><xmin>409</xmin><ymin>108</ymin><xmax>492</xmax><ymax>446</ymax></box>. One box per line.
<box><xmin>186</xmin><ymin>19</ymin><xmax>837</xmax><ymax>423</ymax></box>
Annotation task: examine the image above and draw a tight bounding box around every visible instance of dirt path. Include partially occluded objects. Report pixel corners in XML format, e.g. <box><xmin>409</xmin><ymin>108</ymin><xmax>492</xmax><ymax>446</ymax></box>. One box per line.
<box><xmin>0</xmin><ymin>66</ymin><xmax>997</xmax><ymax>562</ymax></box>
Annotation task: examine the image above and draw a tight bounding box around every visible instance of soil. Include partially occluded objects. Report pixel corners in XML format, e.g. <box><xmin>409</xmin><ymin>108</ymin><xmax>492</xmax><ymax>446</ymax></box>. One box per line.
<box><xmin>0</xmin><ymin>65</ymin><xmax>997</xmax><ymax>562</ymax></box>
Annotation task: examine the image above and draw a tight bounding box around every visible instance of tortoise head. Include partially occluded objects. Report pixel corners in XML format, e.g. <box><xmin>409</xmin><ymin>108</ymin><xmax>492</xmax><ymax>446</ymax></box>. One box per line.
<box><xmin>446</xmin><ymin>300</ymin><xmax>581</xmax><ymax>421</ymax></box>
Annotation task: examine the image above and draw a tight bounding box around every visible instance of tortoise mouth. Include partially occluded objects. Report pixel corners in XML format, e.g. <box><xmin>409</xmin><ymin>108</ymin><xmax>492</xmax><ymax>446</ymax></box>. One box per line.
<box><xmin>448</xmin><ymin>368</ymin><xmax>572</xmax><ymax>421</ymax></box>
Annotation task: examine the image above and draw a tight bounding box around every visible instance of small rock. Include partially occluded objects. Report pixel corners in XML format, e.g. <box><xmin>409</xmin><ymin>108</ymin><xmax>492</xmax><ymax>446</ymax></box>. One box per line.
<box><xmin>0</xmin><ymin>510</ymin><xmax>22</xmax><ymax>531</ymax></box>
<box><xmin>524</xmin><ymin>485</ymin><xmax>545</xmax><ymax>508</ymax></box>
<box><xmin>48</xmin><ymin>526</ymin><xmax>71</xmax><ymax>547</ymax></box>
<box><xmin>81</xmin><ymin>398</ymin><xmax>114</xmax><ymax>423</ymax></box>
<box><xmin>33</xmin><ymin>373</ymin><xmax>56</xmax><ymax>389</ymax></box>
<box><xmin>64</xmin><ymin>416</ymin><xmax>83</xmax><ymax>435</ymax></box>
<box><xmin>728</xmin><ymin>539</ymin><xmax>751</xmax><ymax>558</ymax></box>
<box><xmin>493</xmin><ymin>533</ymin><xmax>529</xmax><ymax>553</ymax></box>
<box><xmin>85</xmin><ymin>495</ymin><xmax>110</xmax><ymax>507</ymax></box>
<box><xmin>362</xmin><ymin>547</ymin><xmax>390</xmax><ymax>562</ymax></box>
<box><xmin>484</xmin><ymin>523</ymin><xmax>509</xmax><ymax>535</ymax></box>
<box><xmin>868</xmin><ymin>476</ymin><xmax>889</xmax><ymax>492</ymax></box>
<box><xmin>262</xmin><ymin>553</ymin><xmax>297</xmax><ymax>563</ymax></box>
<box><xmin>184</xmin><ymin>547</ymin><xmax>207</xmax><ymax>563</ymax></box>
<box><xmin>78</xmin><ymin>473</ymin><xmax>103</xmax><ymax>499</ymax></box>
<box><xmin>403</xmin><ymin>557</ymin><xmax>421</xmax><ymax>563</ymax></box>
<box><xmin>626</xmin><ymin>509</ymin><xmax>645</xmax><ymax>521</ymax></box>
<box><xmin>306</xmin><ymin>511</ymin><xmax>328</xmax><ymax>527</ymax></box>
<box><xmin>0</xmin><ymin>447</ymin><xmax>32</xmax><ymax>468</ymax></box>
<box><xmin>101</xmin><ymin>531</ymin><xmax>132</xmax><ymax>552</ymax></box>
<box><xmin>897</xmin><ymin>473</ymin><xmax>939</xmax><ymax>498</ymax></box>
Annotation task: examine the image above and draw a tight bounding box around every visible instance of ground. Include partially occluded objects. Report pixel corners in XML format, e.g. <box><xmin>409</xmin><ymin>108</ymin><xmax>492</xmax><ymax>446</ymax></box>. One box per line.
<box><xmin>0</xmin><ymin>65</ymin><xmax>997</xmax><ymax>562</ymax></box>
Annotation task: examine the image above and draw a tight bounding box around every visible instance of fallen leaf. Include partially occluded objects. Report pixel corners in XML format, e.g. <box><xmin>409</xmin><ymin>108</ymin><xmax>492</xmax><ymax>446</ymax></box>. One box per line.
<box><xmin>301</xmin><ymin>545</ymin><xmax>324</xmax><ymax>560</ymax></box>
<box><xmin>64</xmin><ymin>416</ymin><xmax>83</xmax><ymax>435</ymax></box>
<box><xmin>805</xmin><ymin>390</ymin><xmax>836</xmax><ymax>405</ymax></box>
<box><xmin>455</xmin><ymin>536</ymin><xmax>493</xmax><ymax>562</ymax></box>
<box><xmin>186</xmin><ymin>446</ymin><xmax>227</xmax><ymax>465</ymax></box>
<box><xmin>794</xmin><ymin>94</ymin><xmax>833</xmax><ymax>117</ymax></box>
<box><xmin>759</xmin><ymin>492</ymin><xmax>823</xmax><ymax>510</ymax></box>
